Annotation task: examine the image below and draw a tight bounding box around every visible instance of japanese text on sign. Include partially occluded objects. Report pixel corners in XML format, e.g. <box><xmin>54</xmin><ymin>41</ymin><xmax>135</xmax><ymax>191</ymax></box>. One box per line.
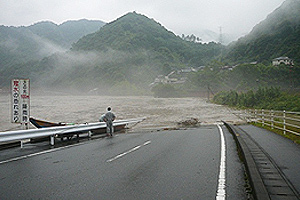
<box><xmin>11</xmin><ymin>79</ymin><xmax>30</xmax><ymax>123</ymax></box>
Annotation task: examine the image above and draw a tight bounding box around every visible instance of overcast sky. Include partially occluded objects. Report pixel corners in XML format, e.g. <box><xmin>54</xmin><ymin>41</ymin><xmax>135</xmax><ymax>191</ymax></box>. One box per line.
<box><xmin>0</xmin><ymin>0</ymin><xmax>286</xmax><ymax>37</ymax></box>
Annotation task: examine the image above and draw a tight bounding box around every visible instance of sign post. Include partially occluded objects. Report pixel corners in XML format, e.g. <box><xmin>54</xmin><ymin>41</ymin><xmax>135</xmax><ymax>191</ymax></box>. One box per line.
<box><xmin>11</xmin><ymin>79</ymin><xmax>30</xmax><ymax>129</ymax></box>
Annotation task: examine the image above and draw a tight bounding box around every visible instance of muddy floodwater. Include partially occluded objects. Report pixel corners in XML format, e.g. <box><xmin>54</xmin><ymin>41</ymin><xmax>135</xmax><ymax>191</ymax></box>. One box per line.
<box><xmin>0</xmin><ymin>95</ymin><xmax>244</xmax><ymax>132</ymax></box>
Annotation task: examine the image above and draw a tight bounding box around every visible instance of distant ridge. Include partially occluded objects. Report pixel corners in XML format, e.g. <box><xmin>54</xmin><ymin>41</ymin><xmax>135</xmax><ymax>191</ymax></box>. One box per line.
<box><xmin>0</xmin><ymin>19</ymin><xmax>105</xmax><ymax>87</ymax></box>
<box><xmin>27</xmin><ymin>19</ymin><xmax>105</xmax><ymax>48</ymax></box>
<box><xmin>0</xmin><ymin>19</ymin><xmax>105</xmax><ymax>63</ymax></box>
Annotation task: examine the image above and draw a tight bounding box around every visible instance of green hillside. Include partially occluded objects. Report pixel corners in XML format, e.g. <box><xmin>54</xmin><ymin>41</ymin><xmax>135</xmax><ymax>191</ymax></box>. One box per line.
<box><xmin>32</xmin><ymin>12</ymin><xmax>222</xmax><ymax>94</ymax></box>
<box><xmin>2</xmin><ymin>5</ymin><xmax>299</xmax><ymax>96</ymax></box>
<box><xmin>0</xmin><ymin>19</ymin><xmax>105</xmax><ymax>88</ymax></box>
<box><xmin>225</xmin><ymin>0</ymin><xmax>300</xmax><ymax>64</ymax></box>
<box><xmin>0</xmin><ymin>19</ymin><xmax>104</xmax><ymax>65</ymax></box>
<box><xmin>0</xmin><ymin>26</ymin><xmax>40</xmax><ymax>66</ymax></box>
<box><xmin>72</xmin><ymin>12</ymin><xmax>179</xmax><ymax>51</ymax></box>
<box><xmin>28</xmin><ymin>19</ymin><xmax>105</xmax><ymax>48</ymax></box>
<box><xmin>0</xmin><ymin>12</ymin><xmax>222</xmax><ymax>93</ymax></box>
<box><xmin>72</xmin><ymin>12</ymin><xmax>222</xmax><ymax>67</ymax></box>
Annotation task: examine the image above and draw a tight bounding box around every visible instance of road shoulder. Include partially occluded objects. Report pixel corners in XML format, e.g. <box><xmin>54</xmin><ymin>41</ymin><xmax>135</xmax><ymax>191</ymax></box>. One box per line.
<box><xmin>224</xmin><ymin>122</ymin><xmax>300</xmax><ymax>200</ymax></box>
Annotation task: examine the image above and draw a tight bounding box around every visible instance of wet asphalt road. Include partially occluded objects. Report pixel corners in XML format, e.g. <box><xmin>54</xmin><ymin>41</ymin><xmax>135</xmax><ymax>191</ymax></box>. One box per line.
<box><xmin>0</xmin><ymin>125</ymin><xmax>246</xmax><ymax>199</ymax></box>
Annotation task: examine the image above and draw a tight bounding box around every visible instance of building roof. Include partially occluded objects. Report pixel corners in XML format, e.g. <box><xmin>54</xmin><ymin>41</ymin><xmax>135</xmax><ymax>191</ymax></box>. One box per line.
<box><xmin>272</xmin><ymin>57</ymin><xmax>292</xmax><ymax>61</ymax></box>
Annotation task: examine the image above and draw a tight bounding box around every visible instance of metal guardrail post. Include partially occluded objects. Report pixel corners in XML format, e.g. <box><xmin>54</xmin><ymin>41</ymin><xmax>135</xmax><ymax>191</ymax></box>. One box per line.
<box><xmin>50</xmin><ymin>135</ymin><xmax>55</xmax><ymax>146</ymax></box>
<box><xmin>283</xmin><ymin>110</ymin><xmax>286</xmax><ymax>135</ymax></box>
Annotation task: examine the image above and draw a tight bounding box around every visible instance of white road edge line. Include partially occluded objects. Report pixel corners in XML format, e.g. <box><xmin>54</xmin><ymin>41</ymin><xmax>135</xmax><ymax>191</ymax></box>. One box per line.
<box><xmin>216</xmin><ymin>124</ymin><xmax>226</xmax><ymax>200</ymax></box>
<box><xmin>0</xmin><ymin>142</ymin><xmax>84</xmax><ymax>165</ymax></box>
<box><xmin>106</xmin><ymin>140</ymin><xmax>151</xmax><ymax>163</ymax></box>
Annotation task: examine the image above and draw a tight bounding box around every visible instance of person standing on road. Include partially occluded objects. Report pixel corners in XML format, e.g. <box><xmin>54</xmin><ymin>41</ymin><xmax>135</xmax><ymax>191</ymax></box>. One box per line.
<box><xmin>103</xmin><ymin>107</ymin><xmax>116</xmax><ymax>137</ymax></box>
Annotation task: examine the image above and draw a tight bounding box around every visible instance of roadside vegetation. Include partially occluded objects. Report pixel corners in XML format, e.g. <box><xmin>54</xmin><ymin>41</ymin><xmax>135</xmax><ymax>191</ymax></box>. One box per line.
<box><xmin>212</xmin><ymin>87</ymin><xmax>300</xmax><ymax>144</ymax></box>
<box><xmin>213</xmin><ymin>87</ymin><xmax>300</xmax><ymax>112</ymax></box>
<box><xmin>152</xmin><ymin>63</ymin><xmax>300</xmax><ymax>99</ymax></box>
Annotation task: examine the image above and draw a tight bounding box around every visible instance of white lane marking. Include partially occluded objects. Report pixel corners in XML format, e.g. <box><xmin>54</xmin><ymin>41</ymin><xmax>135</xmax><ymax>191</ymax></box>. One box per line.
<box><xmin>143</xmin><ymin>140</ymin><xmax>151</xmax><ymax>145</ymax></box>
<box><xmin>216</xmin><ymin>124</ymin><xmax>226</xmax><ymax>200</ymax></box>
<box><xmin>106</xmin><ymin>140</ymin><xmax>151</xmax><ymax>163</ymax></box>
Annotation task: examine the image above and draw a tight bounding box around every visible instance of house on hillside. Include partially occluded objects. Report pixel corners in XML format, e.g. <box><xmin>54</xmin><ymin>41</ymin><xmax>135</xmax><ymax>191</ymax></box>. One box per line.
<box><xmin>272</xmin><ymin>57</ymin><xmax>294</xmax><ymax>66</ymax></box>
<box><xmin>149</xmin><ymin>67</ymin><xmax>201</xmax><ymax>87</ymax></box>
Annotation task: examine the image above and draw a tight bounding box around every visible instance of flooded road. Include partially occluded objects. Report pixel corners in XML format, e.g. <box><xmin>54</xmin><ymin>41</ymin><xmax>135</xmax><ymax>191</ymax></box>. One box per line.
<box><xmin>0</xmin><ymin>95</ymin><xmax>243</xmax><ymax>132</ymax></box>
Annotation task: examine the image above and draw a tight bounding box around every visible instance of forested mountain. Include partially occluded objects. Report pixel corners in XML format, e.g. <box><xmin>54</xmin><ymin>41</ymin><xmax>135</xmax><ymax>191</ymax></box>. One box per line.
<box><xmin>0</xmin><ymin>12</ymin><xmax>222</xmax><ymax>93</ymax></box>
<box><xmin>72</xmin><ymin>12</ymin><xmax>222</xmax><ymax>66</ymax></box>
<box><xmin>225</xmin><ymin>0</ymin><xmax>300</xmax><ymax>64</ymax></box>
<box><xmin>1</xmin><ymin>2</ymin><xmax>299</xmax><ymax>96</ymax></box>
<box><xmin>0</xmin><ymin>19</ymin><xmax>104</xmax><ymax>70</ymax></box>
<box><xmin>29</xmin><ymin>12</ymin><xmax>222</xmax><ymax>94</ymax></box>
<box><xmin>27</xmin><ymin>19</ymin><xmax>105</xmax><ymax>48</ymax></box>
<box><xmin>0</xmin><ymin>19</ymin><xmax>105</xmax><ymax>89</ymax></box>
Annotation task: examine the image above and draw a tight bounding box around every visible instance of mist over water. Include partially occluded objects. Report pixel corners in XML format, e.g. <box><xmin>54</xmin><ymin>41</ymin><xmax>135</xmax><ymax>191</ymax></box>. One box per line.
<box><xmin>0</xmin><ymin>95</ymin><xmax>243</xmax><ymax>132</ymax></box>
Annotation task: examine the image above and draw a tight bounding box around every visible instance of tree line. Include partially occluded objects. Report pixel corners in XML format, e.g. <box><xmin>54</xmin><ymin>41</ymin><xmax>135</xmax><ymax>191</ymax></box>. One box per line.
<box><xmin>213</xmin><ymin>87</ymin><xmax>300</xmax><ymax>112</ymax></box>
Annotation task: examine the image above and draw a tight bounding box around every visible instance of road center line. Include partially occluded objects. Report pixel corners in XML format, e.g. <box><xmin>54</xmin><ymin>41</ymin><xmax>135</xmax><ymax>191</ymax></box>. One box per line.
<box><xmin>106</xmin><ymin>140</ymin><xmax>151</xmax><ymax>163</ymax></box>
<box><xmin>216</xmin><ymin>124</ymin><xmax>226</xmax><ymax>200</ymax></box>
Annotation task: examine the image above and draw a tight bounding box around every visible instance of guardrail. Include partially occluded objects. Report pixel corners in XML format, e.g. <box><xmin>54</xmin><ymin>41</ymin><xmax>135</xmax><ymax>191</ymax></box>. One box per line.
<box><xmin>237</xmin><ymin>109</ymin><xmax>300</xmax><ymax>136</ymax></box>
<box><xmin>0</xmin><ymin>118</ymin><xmax>144</xmax><ymax>147</ymax></box>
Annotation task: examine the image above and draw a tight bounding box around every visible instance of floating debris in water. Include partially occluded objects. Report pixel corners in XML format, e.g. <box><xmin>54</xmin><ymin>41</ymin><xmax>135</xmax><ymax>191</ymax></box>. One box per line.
<box><xmin>177</xmin><ymin>118</ymin><xmax>201</xmax><ymax>127</ymax></box>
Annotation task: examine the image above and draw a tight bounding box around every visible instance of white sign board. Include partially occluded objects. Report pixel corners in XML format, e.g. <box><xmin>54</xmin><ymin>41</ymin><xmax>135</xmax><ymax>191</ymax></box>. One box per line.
<box><xmin>11</xmin><ymin>79</ymin><xmax>30</xmax><ymax>123</ymax></box>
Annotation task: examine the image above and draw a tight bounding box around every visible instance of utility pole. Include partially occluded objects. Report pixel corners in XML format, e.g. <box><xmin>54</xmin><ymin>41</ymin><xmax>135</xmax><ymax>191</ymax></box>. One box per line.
<box><xmin>219</xmin><ymin>26</ymin><xmax>223</xmax><ymax>44</ymax></box>
<box><xmin>219</xmin><ymin>26</ymin><xmax>223</xmax><ymax>62</ymax></box>
<box><xmin>207</xmin><ymin>84</ymin><xmax>210</xmax><ymax>101</ymax></box>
